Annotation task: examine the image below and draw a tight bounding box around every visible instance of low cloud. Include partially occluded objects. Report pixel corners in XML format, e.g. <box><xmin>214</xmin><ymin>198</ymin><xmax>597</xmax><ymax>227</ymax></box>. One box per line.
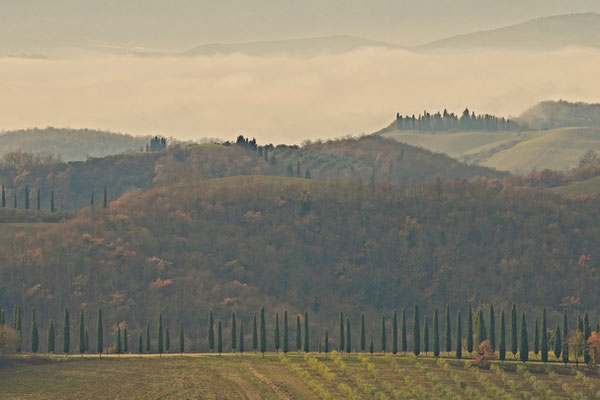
<box><xmin>1</xmin><ymin>47</ymin><xmax>599</xmax><ymax>143</ymax></box>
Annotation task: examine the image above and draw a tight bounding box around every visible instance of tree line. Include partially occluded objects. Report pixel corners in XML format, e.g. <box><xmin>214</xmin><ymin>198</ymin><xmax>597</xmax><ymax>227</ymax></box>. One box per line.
<box><xmin>2</xmin><ymin>303</ymin><xmax>600</xmax><ymax>367</ymax></box>
<box><xmin>0</xmin><ymin>184</ymin><xmax>109</xmax><ymax>212</ymax></box>
<box><xmin>395</xmin><ymin>108</ymin><xmax>520</xmax><ymax>132</ymax></box>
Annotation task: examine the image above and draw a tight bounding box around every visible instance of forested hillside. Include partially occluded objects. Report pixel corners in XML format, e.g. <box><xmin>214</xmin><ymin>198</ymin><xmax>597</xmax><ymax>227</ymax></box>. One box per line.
<box><xmin>2</xmin><ymin>175</ymin><xmax>599</xmax><ymax>352</ymax></box>
<box><xmin>517</xmin><ymin>100</ymin><xmax>600</xmax><ymax>130</ymax></box>
<box><xmin>0</xmin><ymin>136</ymin><xmax>504</xmax><ymax>211</ymax></box>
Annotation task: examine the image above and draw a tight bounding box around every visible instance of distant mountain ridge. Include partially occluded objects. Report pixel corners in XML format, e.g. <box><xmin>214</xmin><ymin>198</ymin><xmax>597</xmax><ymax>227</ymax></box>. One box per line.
<box><xmin>418</xmin><ymin>13</ymin><xmax>600</xmax><ymax>50</ymax></box>
<box><xmin>182</xmin><ymin>35</ymin><xmax>399</xmax><ymax>57</ymax></box>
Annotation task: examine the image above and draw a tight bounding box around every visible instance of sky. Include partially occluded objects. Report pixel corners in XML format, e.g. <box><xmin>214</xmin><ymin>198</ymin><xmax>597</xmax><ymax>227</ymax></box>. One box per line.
<box><xmin>1</xmin><ymin>1</ymin><xmax>599</xmax><ymax>143</ymax></box>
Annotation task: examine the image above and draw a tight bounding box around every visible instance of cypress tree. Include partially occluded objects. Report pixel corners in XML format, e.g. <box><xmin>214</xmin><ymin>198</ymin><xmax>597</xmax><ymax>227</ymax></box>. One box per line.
<box><xmin>25</xmin><ymin>186</ymin><xmax>29</xmax><ymax>209</ymax></box>
<box><xmin>511</xmin><ymin>304</ymin><xmax>518</xmax><ymax>359</ymax></box>
<box><xmin>433</xmin><ymin>307</ymin><xmax>440</xmax><ymax>358</ymax></box>
<box><xmin>294</xmin><ymin>315</ymin><xmax>301</xmax><ymax>351</ymax></box>
<box><xmin>283</xmin><ymin>311</ymin><xmax>289</xmax><ymax>353</ymax></box>
<box><xmin>79</xmin><ymin>309</ymin><xmax>85</xmax><ymax>355</ymax></box>
<box><xmin>324</xmin><ymin>330</ymin><xmax>329</xmax><ymax>354</ymax></box>
<box><xmin>138</xmin><ymin>332</ymin><xmax>143</xmax><ymax>354</ymax></box>
<box><xmin>489</xmin><ymin>304</ymin><xmax>495</xmax><ymax>351</ymax></box>
<box><xmin>260</xmin><ymin>307</ymin><xmax>267</xmax><ymax>355</ymax></box>
<box><xmin>97</xmin><ymin>309</ymin><xmax>103</xmax><ymax>356</ymax></box>
<box><xmin>85</xmin><ymin>330</ymin><xmax>89</xmax><ymax>353</ymax></box>
<box><xmin>296</xmin><ymin>161</ymin><xmax>301</xmax><ymax>177</ymax></box>
<box><xmin>456</xmin><ymin>312</ymin><xmax>462</xmax><ymax>359</ymax></box>
<box><xmin>63</xmin><ymin>308</ymin><xmax>70</xmax><ymax>354</ymax></box>
<box><xmin>123</xmin><ymin>328</ymin><xmax>128</xmax><ymax>353</ymax></box>
<box><xmin>157</xmin><ymin>313</ymin><xmax>163</xmax><ymax>354</ymax></box>
<box><xmin>103</xmin><ymin>186</ymin><xmax>108</xmax><ymax>209</ymax></box>
<box><xmin>360</xmin><ymin>313</ymin><xmax>366</xmax><ymax>352</ymax></box>
<box><xmin>231</xmin><ymin>312</ymin><xmax>237</xmax><ymax>352</ymax></box>
<box><xmin>208</xmin><ymin>310</ymin><xmax>214</xmax><ymax>352</ymax></box>
<box><xmin>339</xmin><ymin>312</ymin><xmax>344</xmax><ymax>351</ymax></box>
<box><xmin>50</xmin><ymin>190</ymin><xmax>54</xmax><ymax>213</ymax></box>
<box><xmin>466</xmin><ymin>304</ymin><xmax>473</xmax><ymax>353</ymax></box>
<box><xmin>444</xmin><ymin>304</ymin><xmax>451</xmax><ymax>354</ymax></box>
<box><xmin>578</xmin><ymin>315</ymin><xmax>583</xmax><ymax>332</ymax></box>
<box><xmin>217</xmin><ymin>321</ymin><xmax>223</xmax><ymax>355</ymax></box>
<box><xmin>413</xmin><ymin>304</ymin><xmax>420</xmax><ymax>356</ymax></box>
<box><xmin>533</xmin><ymin>319</ymin><xmax>540</xmax><ymax>356</ymax></box>
<box><xmin>48</xmin><ymin>320</ymin><xmax>55</xmax><ymax>353</ymax></box>
<box><xmin>370</xmin><ymin>337</ymin><xmax>374</xmax><ymax>354</ymax></box>
<box><xmin>392</xmin><ymin>310</ymin><xmax>398</xmax><ymax>354</ymax></box>
<box><xmin>401</xmin><ymin>308</ymin><xmax>407</xmax><ymax>354</ymax></box>
<box><xmin>562</xmin><ymin>310</ymin><xmax>569</xmax><ymax>364</ymax></box>
<box><xmin>179</xmin><ymin>323</ymin><xmax>185</xmax><ymax>354</ymax></box>
<box><xmin>381</xmin><ymin>314</ymin><xmax>386</xmax><ymax>353</ymax></box>
<box><xmin>345</xmin><ymin>318</ymin><xmax>351</xmax><ymax>353</ymax></box>
<box><xmin>519</xmin><ymin>313</ymin><xmax>528</xmax><ymax>362</ymax></box>
<box><xmin>116</xmin><ymin>328</ymin><xmax>122</xmax><ymax>354</ymax></box>
<box><xmin>541</xmin><ymin>309</ymin><xmax>548</xmax><ymax>363</ymax></box>
<box><xmin>252</xmin><ymin>313</ymin><xmax>258</xmax><ymax>352</ymax></box>
<box><xmin>303</xmin><ymin>311</ymin><xmax>309</xmax><ymax>353</ymax></box>
<box><xmin>90</xmin><ymin>189</ymin><xmax>94</xmax><ymax>207</ymax></box>
<box><xmin>165</xmin><ymin>327</ymin><xmax>170</xmax><ymax>353</ymax></box>
<box><xmin>273</xmin><ymin>312</ymin><xmax>280</xmax><ymax>353</ymax></box>
<box><xmin>31</xmin><ymin>309</ymin><xmax>39</xmax><ymax>353</ymax></box>
<box><xmin>36</xmin><ymin>188</ymin><xmax>40</xmax><ymax>210</ymax></box>
<box><xmin>145</xmin><ymin>322</ymin><xmax>150</xmax><ymax>353</ymax></box>
<box><xmin>475</xmin><ymin>310</ymin><xmax>486</xmax><ymax>345</ymax></box>
<box><xmin>423</xmin><ymin>318</ymin><xmax>429</xmax><ymax>355</ymax></box>
<box><xmin>238</xmin><ymin>321</ymin><xmax>244</xmax><ymax>355</ymax></box>
<box><xmin>584</xmin><ymin>312</ymin><xmax>591</xmax><ymax>364</ymax></box>
<box><xmin>499</xmin><ymin>310</ymin><xmax>506</xmax><ymax>361</ymax></box>
<box><xmin>15</xmin><ymin>305</ymin><xmax>22</xmax><ymax>333</ymax></box>
<box><xmin>554</xmin><ymin>325</ymin><xmax>562</xmax><ymax>359</ymax></box>
<box><xmin>1</xmin><ymin>184</ymin><xmax>5</xmax><ymax>208</ymax></box>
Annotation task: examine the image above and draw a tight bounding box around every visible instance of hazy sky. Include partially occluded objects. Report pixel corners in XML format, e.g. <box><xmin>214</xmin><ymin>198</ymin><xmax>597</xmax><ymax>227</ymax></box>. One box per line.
<box><xmin>2</xmin><ymin>0</ymin><xmax>600</xmax><ymax>53</ymax></box>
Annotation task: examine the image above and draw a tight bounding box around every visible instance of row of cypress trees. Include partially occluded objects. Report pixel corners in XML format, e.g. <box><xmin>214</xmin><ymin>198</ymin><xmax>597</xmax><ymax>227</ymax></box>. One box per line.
<box><xmin>1</xmin><ymin>303</ymin><xmax>596</xmax><ymax>364</ymax></box>
<box><xmin>0</xmin><ymin>184</ymin><xmax>109</xmax><ymax>211</ymax></box>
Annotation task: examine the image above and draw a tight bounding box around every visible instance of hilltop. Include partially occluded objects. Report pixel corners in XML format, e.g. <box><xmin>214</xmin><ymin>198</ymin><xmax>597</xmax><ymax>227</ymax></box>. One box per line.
<box><xmin>516</xmin><ymin>100</ymin><xmax>600</xmax><ymax>129</ymax></box>
<box><xmin>419</xmin><ymin>13</ymin><xmax>600</xmax><ymax>50</ymax></box>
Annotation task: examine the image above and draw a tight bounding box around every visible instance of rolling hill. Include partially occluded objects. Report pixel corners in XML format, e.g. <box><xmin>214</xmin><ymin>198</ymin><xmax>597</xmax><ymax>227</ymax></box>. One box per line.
<box><xmin>516</xmin><ymin>100</ymin><xmax>600</xmax><ymax>129</ymax></box>
<box><xmin>418</xmin><ymin>13</ymin><xmax>600</xmax><ymax>50</ymax></box>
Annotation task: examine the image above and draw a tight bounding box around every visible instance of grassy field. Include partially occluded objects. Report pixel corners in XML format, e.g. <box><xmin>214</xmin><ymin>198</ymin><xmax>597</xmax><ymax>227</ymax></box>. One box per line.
<box><xmin>551</xmin><ymin>175</ymin><xmax>600</xmax><ymax>196</ymax></box>
<box><xmin>1</xmin><ymin>352</ymin><xmax>600</xmax><ymax>399</ymax></box>
<box><xmin>383</xmin><ymin>127</ymin><xmax>600</xmax><ymax>173</ymax></box>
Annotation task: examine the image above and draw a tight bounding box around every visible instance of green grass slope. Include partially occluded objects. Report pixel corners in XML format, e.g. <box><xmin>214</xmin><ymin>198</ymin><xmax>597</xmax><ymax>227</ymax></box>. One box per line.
<box><xmin>1</xmin><ymin>354</ymin><xmax>598</xmax><ymax>399</ymax></box>
<box><xmin>551</xmin><ymin>175</ymin><xmax>600</xmax><ymax>196</ymax></box>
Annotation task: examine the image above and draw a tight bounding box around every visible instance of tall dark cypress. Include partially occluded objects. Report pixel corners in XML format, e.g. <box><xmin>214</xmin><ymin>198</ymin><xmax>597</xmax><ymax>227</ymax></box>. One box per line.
<box><xmin>283</xmin><ymin>311</ymin><xmax>289</xmax><ymax>353</ymax></box>
<box><xmin>584</xmin><ymin>312</ymin><xmax>591</xmax><ymax>364</ymax></box>
<box><xmin>253</xmin><ymin>313</ymin><xmax>260</xmax><ymax>352</ymax></box>
<box><xmin>208</xmin><ymin>310</ymin><xmax>215</xmax><ymax>352</ymax></box>
<box><xmin>13</xmin><ymin>193</ymin><xmax>17</xmax><ymax>208</ymax></box>
<box><xmin>90</xmin><ymin>189</ymin><xmax>94</xmax><ymax>208</ymax></box>
<box><xmin>79</xmin><ymin>309</ymin><xmax>85</xmax><ymax>355</ymax></box>
<box><xmin>444</xmin><ymin>304</ymin><xmax>451</xmax><ymax>354</ymax></box>
<box><xmin>541</xmin><ymin>309</ymin><xmax>548</xmax><ymax>363</ymax></box>
<box><xmin>533</xmin><ymin>319</ymin><xmax>540</xmax><ymax>356</ymax></box>
<box><xmin>238</xmin><ymin>321</ymin><xmax>244</xmax><ymax>355</ymax></box>
<box><xmin>16</xmin><ymin>305</ymin><xmax>22</xmax><ymax>334</ymax></box>
<box><xmin>324</xmin><ymin>330</ymin><xmax>329</xmax><ymax>354</ymax></box>
<box><xmin>123</xmin><ymin>328</ymin><xmax>128</xmax><ymax>353</ymax></box>
<box><xmin>85</xmin><ymin>330</ymin><xmax>89</xmax><ymax>353</ymax></box>
<box><xmin>562</xmin><ymin>310</ymin><xmax>569</xmax><ymax>364</ymax></box>
<box><xmin>273</xmin><ymin>312</ymin><xmax>280</xmax><ymax>353</ymax></box>
<box><xmin>345</xmin><ymin>318</ymin><xmax>351</xmax><ymax>353</ymax></box>
<box><xmin>1</xmin><ymin>184</ymin><xmax>5</xmax><ymax>208</ymax></box>
<box><xmin>103</xmin><ymin>186</ymin><xmax>108</xmax><ymax>209</ymax></box>
<box><xmin>63</xmin><ymin>308</ymin><xmax>70</xmax><ymax>354</ymax></box>
<box><xmin>511</xmin><ymin>304</ymin><xmax>518</xmax><ymax>359</ymax></box>
<box><xmin>339</xmin><ymin>312</ymin><xmax>345</xmax><ymax>351</ymax></box>
<box><xmin>456</xmin><ymin>312</ymin><xmax>462</xmax><ymax>359</ymax></box>
<box><xmin>217</xmin><ymin>321</ymin><xmax>223</xmax><ymax>355</ymax></box>
<box><xmin>165</xmin><ymin>327</ymin><xmax>170</xmax><ymax>353</ymax></box>
<box><xmin>489</xmin><ymin>304</ymin><xmax>496</xmax><ymax>351</ymax></box>
<box><xmin>157</xmin><ymin>313</ymin><xmax>164</xmax><ymax>354</ymax></box>
<box><xmin>360</xmin><ymin>313</ymin><xmax>366</xmax><ymax>352</ymax></box>
<box><xmin>116</xmin><ymin>327</ymin><xmax>122</xmax><ymax>354</ymax></box>
<box><xmin>48</xmin><ymin>320</ymin><xmax>55</xmax><ymax>353</ymax></box>
<box><xmin>303</xmin><ymin>311</ymin><xmax>309</xmax><ymax>353</ymax></box>
<box><xmin>295</xmin><ymin>315</ymin><xmax>301</xmax><ymax>352</ymax></box>
<box><xmin>138</xmin><ymin>332</ymin><xmax>143</xmax><ymax>354</ymax></box>
<box><xmin>97</xmin><ymin>309</ymin><xmax>103</xmax><ymax>356</ymax></box>
<box><xmin>50</xmin><ymin>190</ymin><xmax>55</xmax><ymax>213</ymax></box>
<box><xmin>499</xmin><ymin>310</ymin><xmax>506</xmax><ymax>361</ymax></box>
<box><xmin>554</xmin><ymin>325</ymin><xmax>562</xmax><ymax>360</ymax></box>
<box><xmin>401</xmin><ymin>308</ymin><xmax>407</xmax><ymax>354</ymax></box>
<box><xmin>381</xmin><ymin>314</ymin><xmax>386</xmax><ymax>353</ymax></box>
<box><xmin>369</xmin><ymin>337</ymin><xmax>374</xmax><ymax>354</ymax></box>
<box><xmin>520</xmin><ymin>313</ymin><xmax>528</xmax><ymax>362</ymax></box>
<box><xmin>31</xmin><ymin>309</ymin><xmax>39</xmax><ymax>353</ymax></box>
<box><xmin>231</xmin><ymin>312</ymin><xmax>237</xmax><ymax>352</ymax></box>
<box><xmin>36</xmin><ymin>188</ymin><xmax>40</xmax><ymax>210</ymax></box>
<box><xmin>475</xmin><ymin>310</ymin><xmax>486</xmax><ymax>345</ymax></box>
<box><xmin>433</xmin><ymin>307</ymin><xmax>440</xmax><ymax>358</ymax></box>
<box><xmin>260</xmin><ymin>307</ymin><xmax>267</xmax><ymax>355</ymax></box>
<box><xmin>466</xmin><ymin>304</ymin><xmax>473</xmax><ymax>353</ymax></box>
<box><xmin>145</xmin><ymin>322</ymin><xmax>150</xmax><ymax>353</ymax></box>
<box><xmin>392</xmin><ymin>310</ymin><xmax>398</xmax><ymax>354</ymax></box>
<box><xmin>413</xmin><ymin>304</ymin><xmax>420</xmax><ymax>356</ymax></box>
<box><xmin>423</xmin><ymin>318</ymin><xmax>429</xmax><ymax>355</ymax></box>
<box><xmin>24</xmin><ymin>186</ymin><xmax>29</xmax><ymax>209</ymax></box>
<box><xmin>179</xmin><ymin>323</ymin><xmax>185</xmax><ymax>354</ymax></box>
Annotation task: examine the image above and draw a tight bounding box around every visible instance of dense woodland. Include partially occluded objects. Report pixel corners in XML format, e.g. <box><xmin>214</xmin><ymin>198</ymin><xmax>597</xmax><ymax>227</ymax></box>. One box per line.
<box><xmin>392</xmin><ymin>109</ymin><xmax>521</xmax><ymax>132</ymax></box>
<box><xmin>516</xmin><ymin>100</ymin><xmax>600</xmax><ymax>130</ymax></box>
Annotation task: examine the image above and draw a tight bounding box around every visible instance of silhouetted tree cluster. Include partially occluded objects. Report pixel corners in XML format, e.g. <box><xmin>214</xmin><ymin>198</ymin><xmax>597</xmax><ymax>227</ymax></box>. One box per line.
<box><xmin>395</xmin><ymin>108</ymin><xmax>520</xmax><ymax>132</ymax></box>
